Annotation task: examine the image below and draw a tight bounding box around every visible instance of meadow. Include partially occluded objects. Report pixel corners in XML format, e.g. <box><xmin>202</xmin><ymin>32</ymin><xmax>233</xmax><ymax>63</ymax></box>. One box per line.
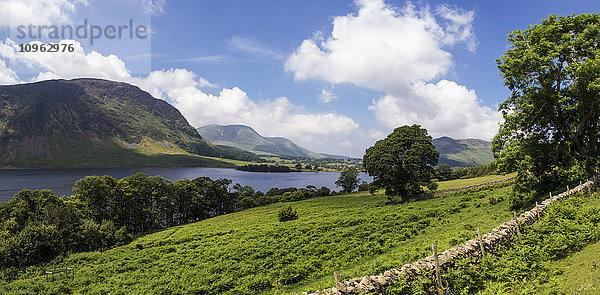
<box><xmin>0</xmin><ymin>176</ymin><xmax>515</xmax><ymax>295</ymax></box>
<box><xmin>435</xmin><ymin>173</ymin><xmax>515</xmax><ymax>191</ymax></box>
<box><xmin>385</xmin><ymin>194</ymin><xmax>600</xmax><ymax>294</ymax></box>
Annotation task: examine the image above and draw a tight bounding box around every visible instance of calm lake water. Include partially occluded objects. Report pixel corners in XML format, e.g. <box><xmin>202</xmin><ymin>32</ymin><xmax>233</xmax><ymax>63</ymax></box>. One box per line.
<box><xmin>0</xmin><ymin>167</ymin><xmax>373</xmax><ymax>202</ymax></box>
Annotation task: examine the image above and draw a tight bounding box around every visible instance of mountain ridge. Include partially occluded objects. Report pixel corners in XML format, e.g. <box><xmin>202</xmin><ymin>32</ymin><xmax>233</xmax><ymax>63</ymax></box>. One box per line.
<box><xmin>432</xmin><ymin>136</ymin><xmax>494</xmax><ymax>167</ymax></box>
<box><xmin>197</xmin><ymin>124</ymin><xmax>324</xmax><ymax>159</ymax></box>
<box><xmin>0</xmin><ymin>78</ymin><xmax>259</xmax><ymax>168</ymax></box>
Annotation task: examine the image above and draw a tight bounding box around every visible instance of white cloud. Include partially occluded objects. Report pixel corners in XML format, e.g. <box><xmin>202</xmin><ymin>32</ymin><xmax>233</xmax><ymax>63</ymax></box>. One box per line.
<box><xmin>285</xmin><ymin>0</ymin><xmax>472</xmax><ymax>90</ymax></box>
<box><xmin>0</xmin><ymin>39</ymin><xmax>130</xmax><ymax>81</ymax></box>
<box><xmin>0</xmin><ymin>0</ymin><xmax>85</xmax><ymax>27</ymax></box>
<box><xmin>153</xmin><ymin>81</ymin><xmax>359</xmax><ymax>143</ymax></box>
<box><xmin>197</xmin><ymin>77</ymin><xmax>216</xmax><ymax>88</ymax></box>
<box><xmin>340</xmin><ymin>140</ymin><xmax>354</xmax><ymax>147</ymax></box>
<box><xmin>142</xmin><ymin>0</ymin><xmax>166</xmax><ymax>15</ymax></box>
<box><xmin>286</xmin><ymin>0</ymin><xmax>499</xmax><ymax>140</ymax></box>
<box><xmin>369</xmin><ymin>80</ymin><xmax>501</xmax><ymax>140</ymax></box>
<box><xmin>436</xmin><ymin>4</ymin><xmax>477</xmax><ymax>52</ymax></box>
<box><xmin>361</xmin><ymin>128</ymin><xmax>386</xmax><ymax>140</ymax></box>
<box><xmin>318</xmin><ymin>86</ymin><xmax>338</xmax><ymax>103</ymax></box>
<box><xmin>0</xmin><ymin>59</ymin><xmax>18</xmax><ymax>84</ymax></box>
<box><xmin>0</xmin><ymin>38</ymin><xmax>359</xmax><ymax>147</ymax></box>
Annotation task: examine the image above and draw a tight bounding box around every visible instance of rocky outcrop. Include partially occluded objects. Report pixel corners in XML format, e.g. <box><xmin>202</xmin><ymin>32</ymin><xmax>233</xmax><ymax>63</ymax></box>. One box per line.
<box><xmin>306</xmin><ymin>178</ymin><xmax>597</xmax><ymax>295</ymax></box>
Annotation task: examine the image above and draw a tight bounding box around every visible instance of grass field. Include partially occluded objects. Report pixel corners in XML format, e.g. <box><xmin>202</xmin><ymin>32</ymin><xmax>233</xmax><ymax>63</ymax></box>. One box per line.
<box><xmin>533</xmin><ymin>198</ymin><xmax>600</xmax><ymax>294</ymax></box>
<box><xmin>435</xmin><ymin>173</ymin><xmax>516</xmax><ymax>191</ymax></box>
<box><xmin>419</xmin><ymin>194</ymin><xmax>600</xmax><ymax>295</ymax></box>
<box><xmin>544</xmin><ymin>239</ymin><xmax>600</xmax><ymax>294</ymax></box>
<box><xmin>0</xmin><ymin>177</ymin><xmax>515</xmax><ymax>295</ymax></box>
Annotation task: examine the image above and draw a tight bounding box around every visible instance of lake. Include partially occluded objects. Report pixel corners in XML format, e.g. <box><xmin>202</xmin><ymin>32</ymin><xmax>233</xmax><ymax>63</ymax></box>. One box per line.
<box><xmin>0</xmin><ymin>167</ymin><xmax>373</xmax><ymax>202</ymax></box>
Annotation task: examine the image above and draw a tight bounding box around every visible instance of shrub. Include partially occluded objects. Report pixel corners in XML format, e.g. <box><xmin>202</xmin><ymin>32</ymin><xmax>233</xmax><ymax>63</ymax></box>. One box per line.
<box><xmin>358</xmin><ymin>181</ymin><xmax>371</xmax><ymax>192</ymax></box>
<box><xmin>278</xmin><ymin>206</ymin><xmax>298</xmax><ymax>222</ymax></box>
<box><xmin>314</xmin><ymin>186</ymin><xmax>331</xmax><ymax>196</ymax></box>
<box><xmin>114</xmin><ymin>226</ymin><xmax>133</xmax><ymax>246</ymax></box>
<box><xmin>7</xmin><ymin>224</ymin><xmax>62</xmax><ymax>267</ymax></box>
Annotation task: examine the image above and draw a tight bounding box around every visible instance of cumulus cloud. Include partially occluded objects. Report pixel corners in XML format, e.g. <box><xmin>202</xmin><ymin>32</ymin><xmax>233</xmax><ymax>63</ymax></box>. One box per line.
<box><xmin>0</xmin><ymin>59</ymin><xmax>19</xmax><ymax>84</ymax></box>
<box><xmin>0</xmin><ymin>38</ymin><xmax>359</xmax><ymax>147</ymax></box>
<box><xmin>369</xmin><ymin>80</ymin><xmax>500</xmax><ymax>139</ymax></box>
<box><xmin>286</xmin><ymin>0</ymin><xmax>500</xmax><ymax>140</ymax></box>
<box><xmin>0</xmin><ymin>0</ymin><xmax>85</xmax><ymax>27</ymax></box>
<box><xmin>0</xmin><ymin>39</ymin><xmax>130</xmax><ymax>81</ymax></box>
<box><xmin>360</xmin><ymin>128</ymin><xmax>386</xmax><ymax>140</ymax></box>
<box><xmin>149</xmin><ymin>76</ymin><xmax>359</xmax><ymax>142</ymax></box>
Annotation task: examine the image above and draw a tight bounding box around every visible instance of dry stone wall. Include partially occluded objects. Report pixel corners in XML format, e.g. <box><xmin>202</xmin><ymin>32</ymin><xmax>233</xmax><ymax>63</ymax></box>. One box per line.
<box><xmin>305</xmin><ymin>177</ymin><xmax>597</xmax><ymax>295</ymax></box>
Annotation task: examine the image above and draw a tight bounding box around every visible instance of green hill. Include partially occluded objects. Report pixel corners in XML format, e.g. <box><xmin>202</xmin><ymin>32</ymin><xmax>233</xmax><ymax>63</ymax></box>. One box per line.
<box><xmin>432</xmin><ymin>136</ymin><xmax>495</xmax><ymax>167</ymax></box>
<box><xmin>0</xmin><ymin>79</ymin><xmax>260</xmax><ymax>168</ymax></box>
<box><xmin>0</xmin><ymin>176</ymin><xmax>514</xmax><ymax>294</ymax></box>
<box><xmin>197</xmin><ymin>124</ymin><xmax>324</xmax><ymax>158</ymax></box>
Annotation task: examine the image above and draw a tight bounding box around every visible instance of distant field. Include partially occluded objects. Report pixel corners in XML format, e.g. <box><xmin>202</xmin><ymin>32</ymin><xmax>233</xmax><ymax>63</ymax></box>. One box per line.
<box><xmin>435</xmin><ymin>173</ymin><xmax>516</xmax><ymax>191</ymax></box>
<box><xmin>0</xmin><ymin>180</ymin><xmax>514</xmax><ymax>294</ymax></box>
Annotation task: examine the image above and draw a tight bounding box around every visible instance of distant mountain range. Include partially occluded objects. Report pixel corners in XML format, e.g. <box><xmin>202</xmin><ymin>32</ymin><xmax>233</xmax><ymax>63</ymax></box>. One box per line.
<box><xmin>197</xmin><ymin>125</ymin><xmax>493</xmax><ymax>166</ymax></box>
<box><xmin>197</xmin><ymin>124</ymin><xmax>325</xmax><ymax>159</ymax></box>
<box><xmin>0</xmin><ymin>79</ymin><xmax>260</xmax><ymax>168</ymax></box>
<box><xmin>432</xmin><ymin>136</ymin><xmax>494</xmax><ymax>167</ymax></box>
<box><xmin>0</xmin><ymin>78</ymin><xmax>493</xmax><ymax>168</ymax></box>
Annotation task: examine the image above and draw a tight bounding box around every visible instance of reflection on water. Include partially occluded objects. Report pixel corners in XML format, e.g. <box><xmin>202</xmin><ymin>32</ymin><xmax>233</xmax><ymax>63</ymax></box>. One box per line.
<box><xmin>0</xmin><ymin>167</ymin><xmax>372</xmax><ymax>202</ymax></box>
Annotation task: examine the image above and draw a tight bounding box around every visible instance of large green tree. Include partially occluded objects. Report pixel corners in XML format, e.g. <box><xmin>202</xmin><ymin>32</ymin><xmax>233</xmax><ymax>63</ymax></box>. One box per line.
<box><xmin>363</xmin><ymin>125</ymin><xmax>438</xmax><ymax>201</ymax></box>
<box><xmin>493</xmin><ymin>14</ymin><xmax>600</xmax><ymax>196</ymax></box>
<box><xmin>335</xmin><ymin>167</ymin><xmax>360</xmax><ymax>193</ymax></box>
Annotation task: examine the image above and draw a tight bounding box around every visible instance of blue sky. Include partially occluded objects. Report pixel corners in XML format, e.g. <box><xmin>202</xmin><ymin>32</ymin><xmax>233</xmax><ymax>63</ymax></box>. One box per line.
<box><xmin>1</xmin><ymin>0</ymin><xmax>600</xmax><ymax>157</ymax></box>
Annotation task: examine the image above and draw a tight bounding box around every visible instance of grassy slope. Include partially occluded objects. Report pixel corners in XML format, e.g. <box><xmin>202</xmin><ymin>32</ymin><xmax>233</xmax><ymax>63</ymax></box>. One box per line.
<box><xmin>0</xmin><ymin>79</ymin><xmax>260</xmax><ymax>169</ymax></box>
<box><xmin>444</xmin><ymin>148</ymin><xmax>495</xmax><ymax>167</ymax></box>
<box><xmin>435</xmin><ymin>173</ymin><xmax>516</xmax><ymax>191</ymax></box>
<box><xmin>0</xmin><ymin>176</ymin><xmax>515</xmax><ymax>295</ymax></box>
<box><xmin>534</xmin><ymin>198</ymin><xmax>600</xmax><ymax>294</ymax></box>
<box><xmin>0</xmin><ymin>137</ymin><xmax>237</xmax><ymax>169</ymax></box>
<box><xmin>544</xmin><ymin>239</ymin><xmax>600</xmax><ymax>294</ymax></box>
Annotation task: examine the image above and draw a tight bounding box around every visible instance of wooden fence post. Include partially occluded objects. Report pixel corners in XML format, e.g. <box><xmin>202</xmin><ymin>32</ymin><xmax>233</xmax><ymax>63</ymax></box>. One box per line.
<box><xmin>432</xmin><ymin>243</ymin><xmax>442</xmax><ymax>293</ymax></box>
<box><xmin>334</xmin><ymin>271</ymin><xmax>341</xmax><ymax>291</ymax></box>
<box><xmin>477</xmin><ymin>227</ymin><xmax>485</xmax><ymax>259</ymax></box>
<box><xmin>567</xmin><ymin>185</ymin><xmax>570</xmax><ymax>197</ymax></box>
<box><xmin>549</xmin><ymin>192</ymin><xmax>553</xmax><ymax>202</ymax></box>
<box><xmin>535</xmin><ymin>202</ymin><xmax>540</xmax><ymax>220</ymax></box>
<box><xmin>514</xmin><ymin>212</ymin><xmax>521</xmax><ymax>238</ymax></box>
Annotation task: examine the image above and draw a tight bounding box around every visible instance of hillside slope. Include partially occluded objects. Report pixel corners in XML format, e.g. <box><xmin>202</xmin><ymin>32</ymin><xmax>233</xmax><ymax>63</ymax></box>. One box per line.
<box><xmin>0</xmin><ymin>176</ymin><xmax>514</xmax><ymax>294</ymax></box>
<box><xmin>197</xmin><ymin>124</ymin><xmax>324</xmax><ymax>158</ymax></box>
<box><xmin>0</xmin><ymin>79</ymin><xmax>259</xmax><ymax>168</ymax></box>
<box><xmin>433</xmin><ymin>136</ymin><xmax>494</xmax><ymax>167</ymax></box>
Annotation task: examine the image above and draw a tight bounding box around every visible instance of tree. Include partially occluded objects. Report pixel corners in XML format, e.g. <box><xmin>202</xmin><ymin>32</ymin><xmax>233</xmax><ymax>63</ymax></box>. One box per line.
<box><xmin>434</xmin><ymin>164</ymin><xmax>453</xmax><ymax>181</ymax></box>
<box><xmin>72</xmin><ymin>175</ymin><xmax>117</xmax><ymax>222</ymax></box>
<box><xmin>335</xmin><ymin>167</ymin><xmax>360</xmax><ymax>193</ymax></box>
<box><xmin>363</xmin><ymin>125</ymin><xmax>439</xmax><ymax>201</ymax></box>
<box><xmin>493</xmin><ymin>14</ymin><xmax>600</xmax><ymax>197</ymax></box>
